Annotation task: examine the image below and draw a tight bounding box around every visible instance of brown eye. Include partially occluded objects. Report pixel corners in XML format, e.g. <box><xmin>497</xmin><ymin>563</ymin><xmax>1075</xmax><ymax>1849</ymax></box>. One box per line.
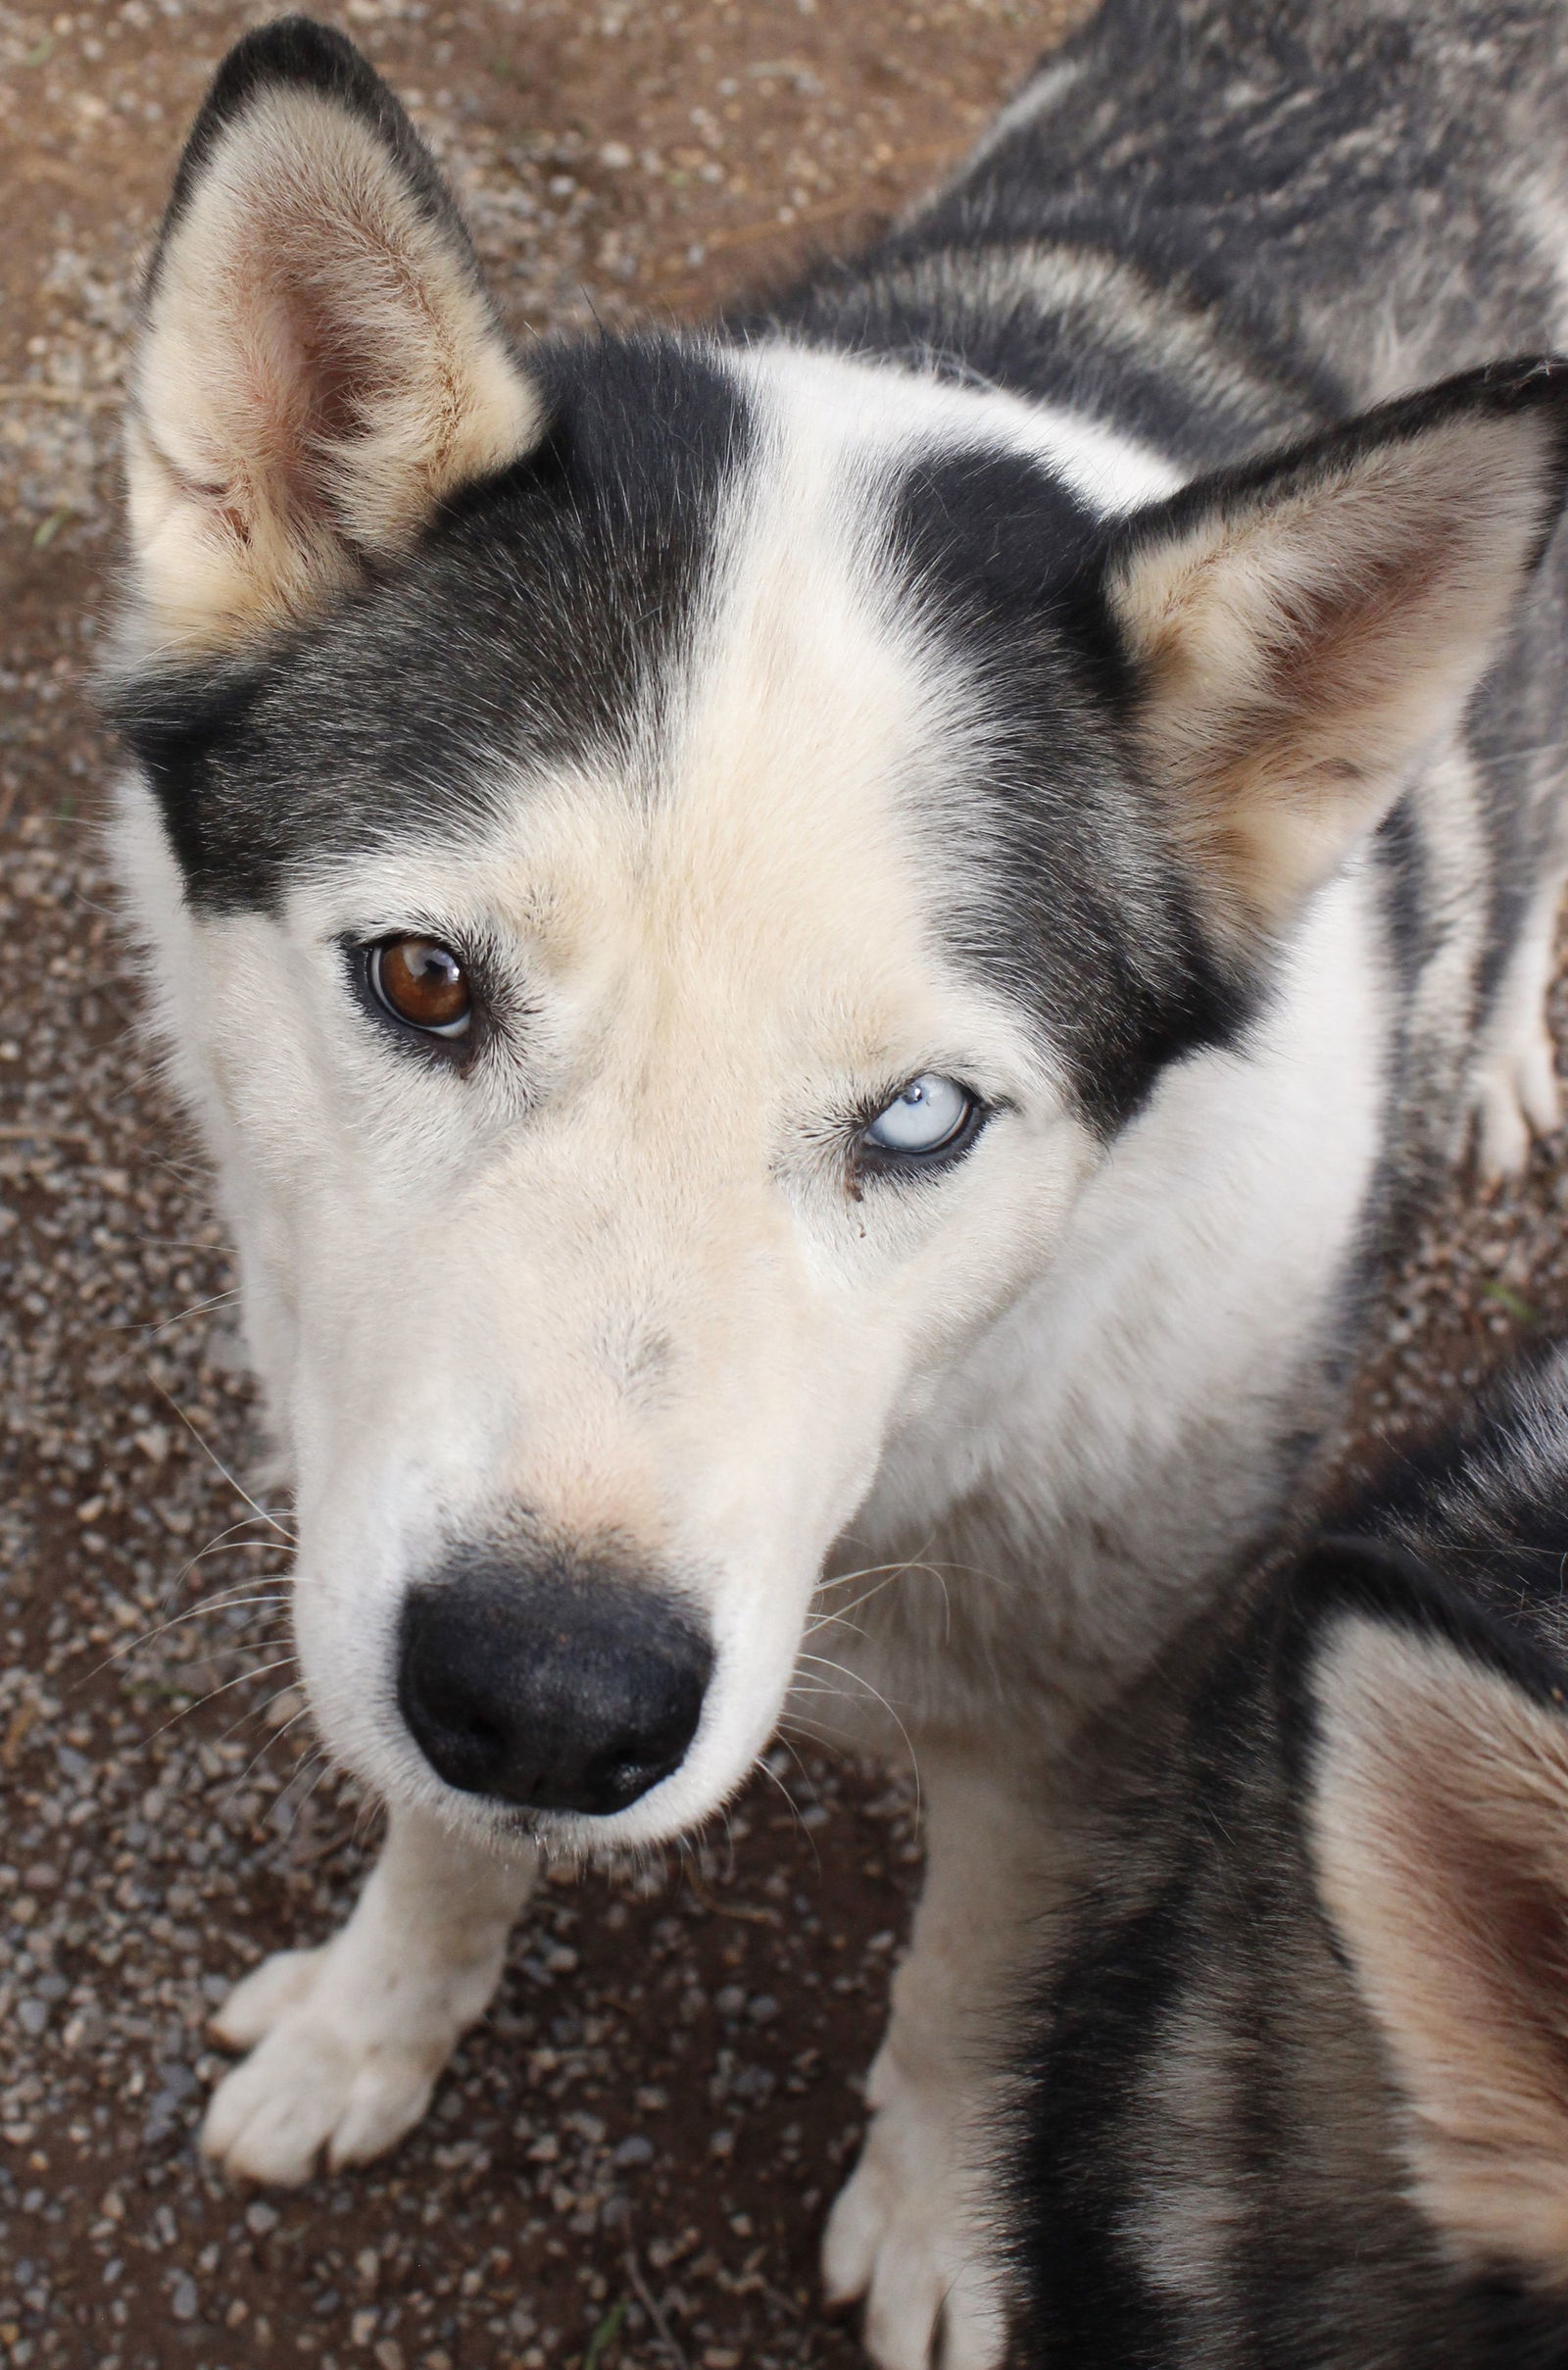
<box><xmin>368</xmin><ymin>936</ymin><xmax>472</xmax><ymax>1038</ymax></box>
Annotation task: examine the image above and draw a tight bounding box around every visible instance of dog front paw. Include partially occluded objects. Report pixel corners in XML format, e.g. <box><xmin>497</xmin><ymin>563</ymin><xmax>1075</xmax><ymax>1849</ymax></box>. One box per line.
<box><xmin>196</xmin><ymin>1905</ymin><xmax>504</xmax><ymax>2180</ymax></box>
<box><xmin>200</xmin><ymin>1807</ymin><xmax>534</xmax><ymax>2185</ymax></box>
<box><xmin>1475</xmin><ymin>1006</ymin><xmax>1562</xmax><ymax>1179</ymax></box>
<box><xmin>203</xmin><ymin>1939</ymin><xmax>474</xmax><ymax>2185</ymax></box>
<box><xmin>822</xmin><ymin>2067</ymin><xmax>1007</xmax><ymax>2370</ymax></box>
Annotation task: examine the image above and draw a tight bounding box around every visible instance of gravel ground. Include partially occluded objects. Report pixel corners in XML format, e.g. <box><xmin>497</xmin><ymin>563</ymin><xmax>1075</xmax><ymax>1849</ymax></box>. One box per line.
<box><xmin>5</xmin><ymin>5</ymin><xmax>1568</xmax><ymax>2368</ymax></box>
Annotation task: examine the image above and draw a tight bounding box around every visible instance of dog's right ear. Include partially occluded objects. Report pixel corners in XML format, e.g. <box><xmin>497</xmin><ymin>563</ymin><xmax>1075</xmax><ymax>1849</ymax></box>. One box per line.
<box><xmin>123</xmin><ymin>16</ymin><xmax>540</xmax><ymax>658</ymax></box>
<box><xmin>1308</xmin><ymin>1606</ymin><xmax>1568</xmax><ymax>2287</ymax></box>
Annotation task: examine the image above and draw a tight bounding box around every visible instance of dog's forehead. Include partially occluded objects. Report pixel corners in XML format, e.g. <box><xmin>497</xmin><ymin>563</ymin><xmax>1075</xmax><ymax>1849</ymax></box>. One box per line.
<box><xmin>144</xmin><ymin>332</ymin><xmax>1134</xmax><ymax>913</ymax></box>
<box><xmin>326</xmin><ymin>750</ymin><xmax>1011</xmax><ymax>1102</ymax></box>
<box><xmin>136</xmin><ymin>330</ymin><xmax>1241</xmax><ymax>1129</ymax></box>
<box><xmin>310</xmin><ymin>344</ymin><xmax>1129</xmax><ymax>1076</ymax></box>
<box><xmin>477</xmin><ymin>375</ymin><xmax>980</xmax><ymax>1031</ymax></box>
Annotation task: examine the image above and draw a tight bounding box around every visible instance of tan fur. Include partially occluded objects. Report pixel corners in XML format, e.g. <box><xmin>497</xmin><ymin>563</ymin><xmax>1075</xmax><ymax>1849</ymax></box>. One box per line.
<box><xmin>1310</xmin><ymin>1616</ymin><xmax>1568</xmax><ymax>2283</ymax></box>
<box><xmin>124</xmin><ymin>86</ymin><xmax>539</xmax><ymax>657</ymax></box>
<box><xmin>1109</xmin><ymin>410</ymin><xmax>1564</xmax><ymax>935</ymax></box>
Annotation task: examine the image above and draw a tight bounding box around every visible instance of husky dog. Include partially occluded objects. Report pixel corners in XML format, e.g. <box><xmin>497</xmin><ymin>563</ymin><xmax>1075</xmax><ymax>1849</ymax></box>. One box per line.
<box><xmin>109</xmin><ymin>5</ymin><xmax>1568</xmax><ymax>2363</ymax></box>
<box><xmin>1010</xmin><ymin>1350</ymin><xmax>1568</xmax><ymax>2369</ymax></box>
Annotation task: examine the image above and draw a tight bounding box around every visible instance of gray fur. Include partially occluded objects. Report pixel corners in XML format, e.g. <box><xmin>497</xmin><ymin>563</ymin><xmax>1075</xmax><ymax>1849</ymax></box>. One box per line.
<box><xmin>1010</xmin><ymin>1347</ymin><xmax>1568</xmax><ymax>2366</ymax></box>
<box><xmin>765</xmin><ymin>0</ymin><xmax>1568</xmax><ymax>1202</ymax></box>
<box><xmin>106</xmin><ymin>11</ymin><xmax>1568</xmax><ymax>2359</ymax></box>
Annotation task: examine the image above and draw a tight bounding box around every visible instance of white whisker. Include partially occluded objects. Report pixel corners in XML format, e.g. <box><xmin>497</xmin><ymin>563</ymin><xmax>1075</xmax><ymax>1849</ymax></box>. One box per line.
<box><xmin>791</xmin><ymin>1652</ymin><xmax>921</xmax><ymax>1815</ymax></box>
<box><xmin>136</xmin><ymin>1367</ymin><xmax>296</xmax><ymax>1541</ymax></box>
<box><xmin>144</xmin><ymin>1654</ymin><xmax>300</xmax><ymax>1744</ymax></box>
<box><xmin>74</xmin><ymin>1592</ymin><xmax>293</xmax><ymax>1691</ymax></box>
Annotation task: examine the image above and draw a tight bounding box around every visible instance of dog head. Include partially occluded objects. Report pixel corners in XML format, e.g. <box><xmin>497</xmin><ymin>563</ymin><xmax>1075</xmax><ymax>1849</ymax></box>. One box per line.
<box><xmin>111</xmin><ymin>19</ymin><xmax>1568</xmax><ymax>1853</ymax></box>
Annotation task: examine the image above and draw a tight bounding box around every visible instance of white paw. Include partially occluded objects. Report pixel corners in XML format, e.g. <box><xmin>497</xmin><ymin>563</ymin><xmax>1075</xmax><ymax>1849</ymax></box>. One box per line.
<box><xmin>822</xmin><ymin>2064</ymin><xmax>1006</xmax><ymax>2370</ymax></box>
<box><xmin>203</xmin><ymin>1935</ymin><xmax>494</xmax><ymax>2186</ymax></box>
<box><xmin>1475</xmin><ymin>1010</ymin><xmax>1561</xmax><ymax>1180</ymax></box>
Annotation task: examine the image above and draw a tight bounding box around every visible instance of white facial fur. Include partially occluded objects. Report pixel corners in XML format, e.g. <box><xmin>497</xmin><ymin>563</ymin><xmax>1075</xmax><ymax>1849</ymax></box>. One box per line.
<box><xmin>119</xmin><ymin>312</ymin><xmax>1568</xmax><ymax>1860</ymax></box>
<box><xmin>117</xmin><ymin>351</ymin><xmax>1176</xmax><ymax>1853</ymax></box>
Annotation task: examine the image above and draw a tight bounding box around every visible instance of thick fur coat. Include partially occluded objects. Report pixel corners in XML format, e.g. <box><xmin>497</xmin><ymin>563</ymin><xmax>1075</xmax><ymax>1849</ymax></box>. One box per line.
<box><xmin>109</xmin><ymin>8</ymin><xmax>1568</xmax><ymax>2362</ymax></box>
<box><xmin>1011</xmin><ymin>1348</ymin><xmax>1568</xmax><ymax>2368</ymax></box>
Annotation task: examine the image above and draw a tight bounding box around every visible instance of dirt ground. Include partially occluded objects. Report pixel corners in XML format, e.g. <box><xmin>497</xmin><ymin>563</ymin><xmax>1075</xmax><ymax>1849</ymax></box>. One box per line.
<box><xmin>6</xmin><ymin>5</ymin><xmax>1568</xmax><ymax>2369</ymax></box>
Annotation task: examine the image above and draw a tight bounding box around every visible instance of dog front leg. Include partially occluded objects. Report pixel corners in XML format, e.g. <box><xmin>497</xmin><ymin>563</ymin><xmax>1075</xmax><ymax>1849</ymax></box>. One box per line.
<box><xmin>823</xmin><ymin>1739</ymin><xmax>1047</xmax><ymax>2370</ymax></box>
<box><xmin>202</xmin><ymin>1804</ymin><xmax>534</xmax><ymax>2186</ymax></box>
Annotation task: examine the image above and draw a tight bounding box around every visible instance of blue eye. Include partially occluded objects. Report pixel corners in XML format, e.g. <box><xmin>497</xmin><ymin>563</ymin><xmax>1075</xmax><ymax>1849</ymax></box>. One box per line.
<box><xmin>863</xmin><ymin>1074</ymin><xmax>976</xmax><ymax>1158</ymax></box>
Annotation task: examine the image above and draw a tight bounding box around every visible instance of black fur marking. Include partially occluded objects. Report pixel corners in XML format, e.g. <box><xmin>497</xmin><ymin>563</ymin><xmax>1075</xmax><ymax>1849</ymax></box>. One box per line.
<box><xmin>889</xmin><ymin>363</ymin><xmax>1568</xmax><ymax>1137</ymax></box>
<box><xmin>113</xmin><ymin>336</ymin><xmax>754</xmax><ymax>913</ymax></box>
<box><xmin>887</xmin><ymin>445</ymin><xmax>1254</xmax><ymax>1133</ymax></box>
<box><xmin>144</xmin><ymin>15</ymin><xmax>484</xmax><ymax>307</ymax></box>
<box><xmin>1013</xmin><ymin>1871</ymin><xmax>1190</xmax><ymax>2366</ymax></box>
<box><xmin>1277</xmin><ymin>1536</ymin><xmax>1568</xmax><ymax>1784</ymax></box>
<box><xmin>741</xmin><ymin>254</ymin><xmax>1305</xmax><ymax>474</ymax></box>
<box><xmin>1326</xmin><ymin>1338</ymin><xmax>1568</xmax><ymax>1629</ymax></box>
<box><xmin>1372</xmin><ymin>799</ymin><xmax>1427</xmax><ymax>998</ymax></box>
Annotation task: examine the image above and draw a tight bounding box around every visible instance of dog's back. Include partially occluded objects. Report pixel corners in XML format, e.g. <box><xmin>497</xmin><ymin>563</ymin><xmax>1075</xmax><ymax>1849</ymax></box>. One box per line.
<box><xmin>1011</xmin><ymin>1347</ymin><xmax>1568</xmax><ymax>2366</ymax></box>
<box><xmin>773</xmin><ymin>0</ymin><xmax>1568</xmax><ymax>1195</ymax></box>
<box><xmin>788</xmin><ymin>0</ymin><xmax>1568</xmax><ymax>444</ymax></box>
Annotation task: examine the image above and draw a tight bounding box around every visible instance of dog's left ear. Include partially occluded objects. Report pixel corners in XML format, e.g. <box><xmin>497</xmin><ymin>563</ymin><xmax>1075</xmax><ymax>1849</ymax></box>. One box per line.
<box><xmin>1308</xmin><ymin>1606</ymin><xmax>1568</xmax><ymax>2285</ymax></box>
<box><xmin>1104</xmin><ymin>364</ymin><xmax>1568</xmax><ymax>944</ymax></box>
<box><xmin>123</xmin><ymin>16</ymin><xmax>540</xmax><ymax>656</ymax></box>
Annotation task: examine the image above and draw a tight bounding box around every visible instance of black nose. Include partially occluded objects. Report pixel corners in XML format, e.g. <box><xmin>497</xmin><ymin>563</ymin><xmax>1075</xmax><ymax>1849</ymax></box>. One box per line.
<box><xmin>397</xmin><ymin>1555</ymin><xmax>711</xmax><ymax>1817</ymax></box>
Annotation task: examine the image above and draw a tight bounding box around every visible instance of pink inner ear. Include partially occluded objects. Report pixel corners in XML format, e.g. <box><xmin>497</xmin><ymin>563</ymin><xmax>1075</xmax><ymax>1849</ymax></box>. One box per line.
<box><xmin>1110</xmin><ymin>406</ymin><xmax>1564</xmax><ymax>937</ymax></box>
<box><xmin>123</xmin><ymin>81</ymin><xmax>539</xmax><ymax>654</ymax></box>
<box><xmin>219</xmin><ymin>213</ymin><xmax>378</xmax><ymax>523</ymax></box>
<box><xmin>1312</xmin><ymin>1620</ymin><xmax>1568</xmax><ymax>2284</ymax></box>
